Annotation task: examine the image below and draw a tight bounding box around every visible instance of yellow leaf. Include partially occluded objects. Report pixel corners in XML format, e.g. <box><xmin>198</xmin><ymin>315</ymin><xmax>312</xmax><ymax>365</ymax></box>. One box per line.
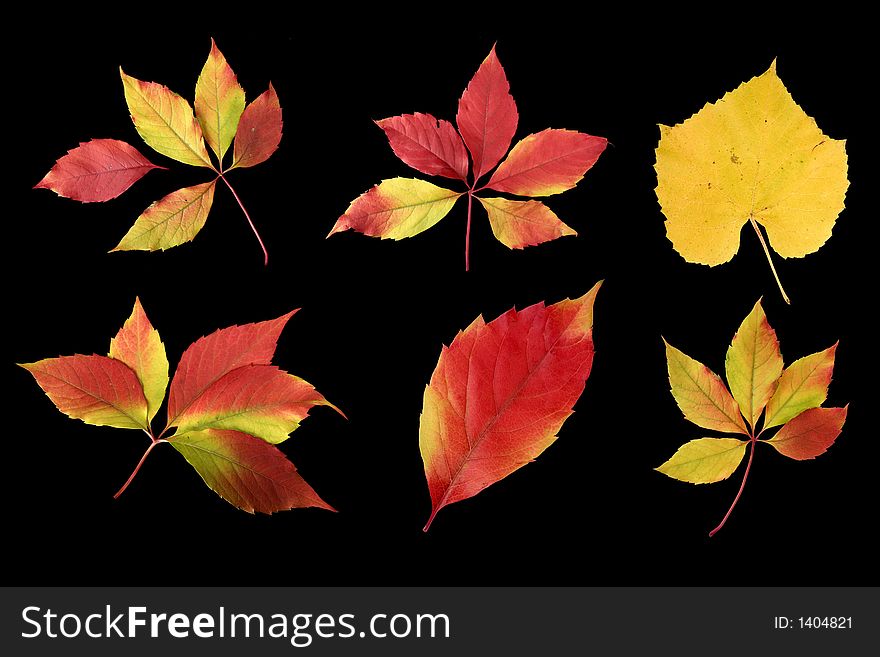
<box><xmin>655</xmin><ymin>60</ymin><xmax>848</xmax><ymax>303</ymax></box>
<box><xmin>656</xmin><ymin>437</ymin><xmax>748</xmax><ymax>484</ymax></box>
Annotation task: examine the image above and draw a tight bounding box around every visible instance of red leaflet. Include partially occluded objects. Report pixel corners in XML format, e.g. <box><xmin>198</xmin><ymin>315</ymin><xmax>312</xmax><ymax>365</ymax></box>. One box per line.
<box><xmin>169</xmin><ymin>429</ymin><xmax>333</xmax><ymax>513</ymax></box>
<box><xmin>486</xmin><ymin>129</ymin><xmax>608</xmax><ymax>196</ymax></box>
<box><xmin>332</xmin><ymin>45</ymin><xmax>607</xmax><ymax>270</ymax></box>
<box><xmin>168</xmin><ymin>310</ymin><xmax>297</xmax><ymax>422</ymax></box>
<box><xmin>421</xmin><ymin>282</ymin><xmax>601</xmax><ymax>530</ymax></box>
<box><xmin>231</xmin><ymin>83</ymin><xmax>283</xmax><ymax>170</ymax></box>
<box><xmin>21</xmin><ymin>301</ymin><xmax>342</xmax><ymax>514</ymax></box>
<box><xmin>457</xmin><ymin>46</ymin><xmax>519</xmax><ymax>181</ymax></box>
<box><xmin>21</xmin><ymin>355</ymin><xmax>149</xmax><ymax>430</ymax></box>
<box><xmin>35</xmin><ymin>139</ymin><xmax>164</xmax><ymax>202</ymax></box>
<box><xmin>767</xmin><ymin>406</ymin><xmax>848</xmax><ymax>460</ymax></box>
<box><xmin>376</xmin><ymin>113</ymin><xmax>469</xmax><ymax>181</ymax></box>
<box><xmin>37</xmin><ymin>40</ymin><xmax>283</xmax><ymax>265</ymax></box>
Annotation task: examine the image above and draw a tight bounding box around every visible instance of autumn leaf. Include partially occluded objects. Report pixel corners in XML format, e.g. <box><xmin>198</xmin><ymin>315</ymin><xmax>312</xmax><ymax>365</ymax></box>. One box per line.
<box><xmin>420</xmin><ymin>281</ymin><xmax>601</xmax><ymax>531</ymax></box>
<box><xmin>655</xmin><ymin>60</ymin><xmax>849</xmax><ymax>304</ymax></box>
<box><xmin>36</xmin><ymin>39</ymin><xmax>282</xmax><ymax>265</ymax></box>
<box><xmin>35</xmin><ymin>139</ymin><xmax>165</xmax><ymax>202</ymax></box>
<box><xmin>20</xmin><ymin>300</ymin><xmax>343</xmax><ymax>514</ymax></box>
<box><xmin>657</xmin><ymin>299</ymin><xmax>848</xmax><ymax>536</ymax></box>
<box><xmin>330</xmin><ymin>45</ymin><xmax>607</xmax><ymax>271</ymax></box>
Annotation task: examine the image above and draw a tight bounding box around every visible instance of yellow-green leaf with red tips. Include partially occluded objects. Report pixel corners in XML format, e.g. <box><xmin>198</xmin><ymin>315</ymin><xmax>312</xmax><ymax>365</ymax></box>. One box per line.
<box><xmin>195</xmin><ymin>38</ymin><xmax>245</xmax><ymax>163</ymax></box>
<box><xmin>764</xmin><ymin>344</ymin><xmax>837</xmax><ymax>429</ymax></box>
<box><xmin>724</xmin><ymin>299</ymin><xmax>783</xmax><ymax>429</ymax></box>
<box><xmin>664</xmin><ymin>340</ymin><xmax>748</xmax><ymax>435</ymax></box>
<box><xmin>656</xmin><ymin>438</ymin><xmax>748</xmax><ymax>484</ymax></box>
<box><xmin>329</xmin><ymin>178</ymin><xmax>462</xmax><ymax>240</ymax></box>
<box><xmin>109</xmin><ymin>298</ymin><xmax>169</xmax><ymax>422</ymax></box>
<box><xmin>112</xmin><ymin>181</ymin><xmax>216</xmax><ymax>252</ymax></box>
<box><xmin>120</xmin><ymin>69</ymin><xmax>213</xmax><ymax>168</ymax></box>
<box><xmin>477</xmin><ymin>197</ymin><xmax>576</xmax><ymax>249</ymax></box>
<box><xmin>658</xmin><ymin>300</ymin><xmax>848</xmax><ymax>537</ymax></box>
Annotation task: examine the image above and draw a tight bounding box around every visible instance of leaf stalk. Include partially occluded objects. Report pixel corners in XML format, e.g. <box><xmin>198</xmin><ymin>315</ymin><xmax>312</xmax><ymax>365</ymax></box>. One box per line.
<box><xmin>220</xmin><ymin>174</ymin><xmax>269</xmax><ymax>266</ymax></box>
<box><xmin>708</xmin><ymin>434</ymin><xmax>756</xmax><ymax>537</ymax></box>
<box><xmin>750</xmin><ymin>217</ymin><xmax>791</xmax><ymax>305</ymax></box>
<box><xmin>113</xmin><ymin>438</ymin><xmax>167</xmax><ymax>500</ymax></box>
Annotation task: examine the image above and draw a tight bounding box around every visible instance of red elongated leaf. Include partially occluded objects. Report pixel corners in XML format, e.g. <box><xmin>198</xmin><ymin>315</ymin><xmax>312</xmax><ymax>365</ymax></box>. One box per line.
<box><xmin>167</xmin><ymin>310</ymin><xmax>298</xmax><ymax>423</ymax></box>
<box><xmin>112</xmin><ymin>180</ymin><xmax>216</xmax><ymax>252</ymax></box>
<box><xmin>36</xmin><ymin>139</ymin><xmax>164</xmax><ymax>202</ymax></box>
<box><xmin>477</xmin><ymin>197</ymin><xmax>576</xmax><ymax>249</ymax></box>
<box><xmin>421</xmin><ymin>282</ymin><xmax>601</xmax><ymax>531</ymax></box>
<box><xmin>173</xmin><ymin>365</ymin><xmax>341</xmax><ymax>444</ymax></box>
<box><xmin>231</xmin><ymin>83</ymin><xmax>282</xmax><ymax>169</ymax></box>
<box><xmin>376</xmin><ymin>113</ymin><xmax>469</xmax><ymax>181</ymax></box>
<box><xmin>20</xmin><ymin>355</ymin><xmax>148</xmax><ymax>430</ymax></box>
<box><xmin>766</xmin><ymin>406</ymin><xmax>848</xmax><ymax>460</ymax></box>
<box><xmin>485</xmin><ymin>129</ymin><xmax>607</xmax><ymax>196</ymax></box>
<box><xmin>456</xmin><ymin>46</ymin><xmax>518</xmax><ymax>181</ymax></box>
<box><xmin>169</xmin><ymin>429</ymin><xmax>333</xmax><ymax>513</ymax></box>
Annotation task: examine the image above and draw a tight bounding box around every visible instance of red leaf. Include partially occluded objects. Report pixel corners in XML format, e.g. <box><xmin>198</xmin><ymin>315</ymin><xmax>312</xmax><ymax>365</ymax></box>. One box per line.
<box><xmin>167</xmin><ymin>310</ymin><xmax>298</xmax><ymax>423</ymax></box>
<box><xmin>173</xmin><ymin>365</ymin><xmax>340</xmax><ymax>444</ymax></box>
<box><xmin>456</xmin><ymin>46</ymin><xmax>519</xmax><ymax>181</ymax></box>
<box><xmin>485</xmin><ymin>129</ymin><xmax>608</xmax><ymax>197</ymax></box>
<box><xmin>20</xmin><ymin>355</ymin><xmax>148</xmax><ymax>430</ymax></box>
<box><xmin>376</xmin><ymin>113</ymin><xmax>469</xmax><ymax>181</ymax></box>
<box><xmin>169</xmin><ymin>429</ymin><xmax>333</xmax><ymax>514</ymax></box>
<box><xmin>231</xmin><ymin>83</ymin><xmax>283</xmax><ymax>169</ymax></box>
<box><xmin>35</xmin><ymin>139</ymin><xmax>164</xmax><ymax>203</ymax></box>
<box><xmin>767</xmin><ymin>406</ymin><xmax>848</xmax><ymax>460</ymax></box>
<box><xmin>420</xmin><ymin>282</ymin><xmax>601</xmax><ymax>530</ymax></box>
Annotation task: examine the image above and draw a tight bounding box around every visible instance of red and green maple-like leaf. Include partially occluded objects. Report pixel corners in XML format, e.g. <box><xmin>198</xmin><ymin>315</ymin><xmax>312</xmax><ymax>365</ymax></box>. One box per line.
<box><xmin>36</xmin><ymin>39</ymin><xmax>282</xmax><ymax>265</ymax></box>
<box><xmin>20</xmin><ymin>300</ymin><xmax>343</xmax><ymax>514</ymax></box>
<box><xmin>329</xmin><ymin>46</ymin><xmax>608</xmax><ymax>271</ymax></box>
<box><xmin>420</xmin><ymin>282</ymin><xmax>601</xmax><ymax>530</ymax></box>
<box><xmin>658</xmin><ymin>300</ymin><xmax>848</xmax><ymax>536</ymax></box>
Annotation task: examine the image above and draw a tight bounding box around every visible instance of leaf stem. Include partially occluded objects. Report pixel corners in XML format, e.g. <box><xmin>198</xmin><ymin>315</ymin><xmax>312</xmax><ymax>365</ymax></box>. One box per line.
<box><xmin>749</xmin><ymin>217</ymin><xmax>790</xmax><ymax>305</ymax></box>
<box><xmin>465</xmin><ymin>190</ymin><xmax>474</xmax><ymax>272</ymax></box>
<box><xmin>220</xmin><ymin>175</ymin><xmax>269</xmax><ymax>266</ymax></box>
<box><xmin>709</xmin><ymin>435</ymin><xmax>756</xmax><ymax>537</ymax></box>
<box><xmin>113</xmin><ymin>439</ymin><xmax>166</xmax><ymax>500</ymax></box>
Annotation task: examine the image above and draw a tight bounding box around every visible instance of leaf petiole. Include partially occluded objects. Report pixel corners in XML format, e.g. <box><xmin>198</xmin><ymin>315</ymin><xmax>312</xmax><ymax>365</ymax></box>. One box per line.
<box><xmin>113</xmin><ymin>438</ymin><xmax>167</xmax><ymax>500</ymax></box>
<box><xmin>708</xmin><ymin>434</ymin><xmax>756</xmax><ymax>537</ymax></box>
<box><xmin>750</xmin><ymin>217</ymin><xmax>791</xmax><ymax>305</ymax></box>
<box><xmin>220</xmin><ymin>174</ymin><xmax>269</xmax><ymax>266</ymax></box>
<box><xmin>465</xmin><ymin>190</ymin><xmax>474</xmax><ymax>272</ymax></box>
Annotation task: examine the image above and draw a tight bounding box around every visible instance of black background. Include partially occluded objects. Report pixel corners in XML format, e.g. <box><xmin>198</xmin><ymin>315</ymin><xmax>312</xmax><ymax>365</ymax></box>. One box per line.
<box><xmin>4</xmin><ymin>13</ymin><xmax>875</xmax><ymax>585</ymax></box>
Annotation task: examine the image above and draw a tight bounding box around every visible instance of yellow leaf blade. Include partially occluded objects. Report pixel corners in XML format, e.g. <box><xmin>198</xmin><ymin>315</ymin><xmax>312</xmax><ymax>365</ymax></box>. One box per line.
<box><xmin>655</xmin><ymin>60</ymin><xmax>848</xmax><ymax>268</ymax></box>
<box><xmin>657</xmin><ymin>437</ymin><xmax>748</xmax><ymax>484</ymax></box>
<box><xmin>724</xmin><ymin>299</ymin><xmax>783</xmax><ymax>428</ymax></box>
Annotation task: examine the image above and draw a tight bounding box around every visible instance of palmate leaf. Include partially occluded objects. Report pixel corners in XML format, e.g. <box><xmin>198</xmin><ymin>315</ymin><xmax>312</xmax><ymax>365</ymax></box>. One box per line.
<box><xmin>330</xmin><ymin>45</ymin><xmax>607</xmax><ymax>271</ymax></box>
<box><xmin>21</xmin><ymin>300</ymin><xmax>343</xmax><ymax>514</ymax></box>
<box><xmin>658</xmin><ymin>300</ymin><xmax>848</xmax><ymax>536</ymax></box>
<box><xmin>36</xmin><ymin>39</ymin><xmax>282</xmax><ymax>265</ymax></box>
